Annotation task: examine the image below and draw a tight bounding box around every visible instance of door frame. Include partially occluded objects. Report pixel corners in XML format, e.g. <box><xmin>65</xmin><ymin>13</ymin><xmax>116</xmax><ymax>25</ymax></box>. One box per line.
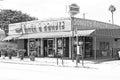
<box><xmin>43</xmin><ymin>38</ymin><xmax>55</xmax><ymax>57</ymax></box>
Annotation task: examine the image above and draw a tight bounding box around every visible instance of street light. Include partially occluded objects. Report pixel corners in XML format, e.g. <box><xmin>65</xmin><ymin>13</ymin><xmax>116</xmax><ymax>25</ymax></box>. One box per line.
<box><xmin>109</xmin><ymin>5</ymin><xmax>116</xmax><ymax>24</ymax></box>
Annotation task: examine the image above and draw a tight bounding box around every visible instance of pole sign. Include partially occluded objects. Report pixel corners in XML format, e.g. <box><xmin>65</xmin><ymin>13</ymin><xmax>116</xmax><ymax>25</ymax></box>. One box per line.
<box><xmin>69</xmin><ymin>3</ymin><xmax>79</xmax><ymax>16</ymax></box>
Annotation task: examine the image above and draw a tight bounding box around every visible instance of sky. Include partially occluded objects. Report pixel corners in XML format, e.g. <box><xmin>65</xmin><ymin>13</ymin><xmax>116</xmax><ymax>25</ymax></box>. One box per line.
<box><xmin>0</xmin><ymin>0</ymin><xmax>120</xmax><ymax>25</ymax></box>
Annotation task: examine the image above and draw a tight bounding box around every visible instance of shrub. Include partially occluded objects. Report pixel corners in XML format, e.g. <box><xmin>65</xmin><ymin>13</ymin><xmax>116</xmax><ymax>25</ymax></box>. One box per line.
<box><xmin>31</xmin><ymin>51</ymin><xmax>36</xmax><ymax>56</ymax></box>
<box><xmin>1</xmin><ymin>48</ymin><xmax>7</xmax><ymax>56</ymax></box>
<box><xmin>18</xmin><ymin>49</ymin><xmax>26</xmax><ymax>60</ymax></box>
<box><xmin>30</xmin><ymin>51</ymin><xmax>36</xmax><ymax>61</ymax></box>
<box><xmin>7</xmin><ymin>48</ymin><xmax>14</xmax><ymax>59</ymax></box>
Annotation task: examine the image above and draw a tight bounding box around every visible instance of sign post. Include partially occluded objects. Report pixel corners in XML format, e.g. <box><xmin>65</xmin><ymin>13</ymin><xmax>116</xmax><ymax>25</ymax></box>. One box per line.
<box><xmin>69</xmin><ymin>3</ymin><xmax>79</xmax><ymax>62</ymax></box>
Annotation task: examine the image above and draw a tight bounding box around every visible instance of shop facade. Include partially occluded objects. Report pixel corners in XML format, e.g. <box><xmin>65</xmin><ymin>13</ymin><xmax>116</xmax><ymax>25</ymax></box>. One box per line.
<box><xmin>3</xmin><ymin>17</ymin><xmax>120</xmax><ymax>59</ymax></box>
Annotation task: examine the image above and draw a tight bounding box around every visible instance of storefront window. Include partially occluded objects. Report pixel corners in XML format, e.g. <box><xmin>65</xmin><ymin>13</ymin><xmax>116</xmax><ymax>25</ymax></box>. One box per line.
<box><xmin>100</xmin><ymin>42</ymin><xmax>109</xmax><ymax>50</ymax></box>
<box><xmin>57</xmin><ymin>39</ymin><xmax>62</xmax><ymax>48</ymax></box>
<box><xmin>99</xmin><ymin>42</ymin><xmax>109</xmax><ymax>57</ymax></box>
<box><xmin>57</xmin><ymin>37</ymin><xmax>69</xmax><ymax>57</ymax></box>
<box><xmin>29</xmin><ymin>39</ymin><xmax>35</xmax><ymax>51</ymax></box>
<box><xmin>57</xmin><ymin>38</ymin><xmax>63</xmax><ymax>56</ymax></box>
<box><xmin>29</xmin><ymin>39</ymin><xmax>41</xmax><ymax>56</ymax></box>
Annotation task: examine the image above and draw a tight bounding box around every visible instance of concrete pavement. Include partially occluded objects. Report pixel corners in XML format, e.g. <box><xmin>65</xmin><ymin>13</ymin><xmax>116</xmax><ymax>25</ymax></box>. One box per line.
<box><xmin>0</xmin><ymin>56</ymin><xmax>117</xmax><ymax>67</ymax></box>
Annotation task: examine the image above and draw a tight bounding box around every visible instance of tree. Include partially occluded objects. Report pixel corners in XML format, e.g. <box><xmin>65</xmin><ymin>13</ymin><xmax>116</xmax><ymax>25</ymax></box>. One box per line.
<box><xmin>0</xmin><ymin>9</ymin><xmax>38</xmax><ymax>35</ymax></box>
<box><xmin>109</xmin><ymin>5</ymin><xmax>116</xmax><ymax>24</ymax></box>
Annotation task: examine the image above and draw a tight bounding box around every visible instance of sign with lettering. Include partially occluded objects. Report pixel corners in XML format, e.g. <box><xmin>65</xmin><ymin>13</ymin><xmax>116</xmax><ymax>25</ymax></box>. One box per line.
<box><xmin>73</xmin><ymin>18</ymin><xmax>119</xmax><ymax>29</ymax></box>
<box><xmin>9</xmin><ymin>23</ymin><xmax>23</xmax><ymax>35</ymax></box>
<box><xmin>8</xmin><ymin>18</ymin><xmax>71</xmax><ymax>35</ymax></box>
<box><xmin>69</xmin><ymin>3</ymin><xmax>79</xmax><ymax>16</ymax></box>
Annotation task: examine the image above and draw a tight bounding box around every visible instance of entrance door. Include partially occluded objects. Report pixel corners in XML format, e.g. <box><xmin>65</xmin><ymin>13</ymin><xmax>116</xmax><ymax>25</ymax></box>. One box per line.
<box><xmin>24</xmin><ymin>39</ymin><xmax>28</xmax><ymax>56</ymax></box>
<box><xmin>47</xmin><ymin>39</ymin><xmax>54</xmax><ymax>57</ymax></box>
<box><xmin>43</xmin><ymin>40</ymin><xmax>47</xmax><ymax>57</ymax></box>
<box><xmin>64</xmin><ymin>37</ymin><xmax>69</xmax><ymax>57</ymax></box>
<box><xmin>43</xmin><ymin>39</ymin><xmax>55</xmax><ymax>57</ymax></box>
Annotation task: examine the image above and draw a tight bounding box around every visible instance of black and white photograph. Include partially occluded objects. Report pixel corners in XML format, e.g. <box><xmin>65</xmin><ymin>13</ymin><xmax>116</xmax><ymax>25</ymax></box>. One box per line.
<box><xmin>0</xmin><ymin>0</ymin><xmax>120</xmax><ymax>80</ymax></box>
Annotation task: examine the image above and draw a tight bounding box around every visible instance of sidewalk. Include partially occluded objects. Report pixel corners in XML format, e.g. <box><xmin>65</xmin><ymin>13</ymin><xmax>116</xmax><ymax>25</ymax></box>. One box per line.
<box><xmin>0</xmin><ymin>57</ymin><xmax>116</xmax><ymax>67</ymax></box>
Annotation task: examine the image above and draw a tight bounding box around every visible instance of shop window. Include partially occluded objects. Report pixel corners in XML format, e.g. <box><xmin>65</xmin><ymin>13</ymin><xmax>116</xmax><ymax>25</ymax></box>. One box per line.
<box><xmin>57</xmin><ymin>38</ymin><xmax>63</xmax><ymax>57</ymax></box>
<box><xmin>57</xmin><ymin>38</ymin><xmax>62</xmax><ymax>48</ymax></box>
<box><xmin>29</xmin><ymin>39</ymin><xmax>41</xmax><ymax>57</ymax></box>
<box><xmin>100</xmin><ymin>42</ymin><xmax>109</xmax><ymax>50</ymax></box>
<box><xmin>29</xmin><ymin>39</ymin><xmax>35</xmax><ymax>51</ymax></box>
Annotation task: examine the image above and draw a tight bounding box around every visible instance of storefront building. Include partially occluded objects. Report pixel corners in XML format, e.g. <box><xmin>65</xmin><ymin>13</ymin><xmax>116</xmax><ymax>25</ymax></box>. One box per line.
<box><xmin>3</xmin><ymin>17</ymin><xmax>120</xmax><ymax>59</ymax></box>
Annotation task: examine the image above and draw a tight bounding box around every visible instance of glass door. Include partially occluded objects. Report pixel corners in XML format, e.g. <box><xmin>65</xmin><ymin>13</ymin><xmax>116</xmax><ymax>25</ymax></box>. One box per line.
<box><xmin>47</xmin><ymin>39</ymin><xmax>55</xmax><ymax>57</ymax></box>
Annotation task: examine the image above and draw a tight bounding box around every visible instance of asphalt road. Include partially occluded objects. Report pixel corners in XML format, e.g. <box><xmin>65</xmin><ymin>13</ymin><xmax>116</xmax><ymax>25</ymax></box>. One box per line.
<box><xmin>0</xmin><ymin>60</ymin><xmax>120</xmax><ymax>80</ymax></box>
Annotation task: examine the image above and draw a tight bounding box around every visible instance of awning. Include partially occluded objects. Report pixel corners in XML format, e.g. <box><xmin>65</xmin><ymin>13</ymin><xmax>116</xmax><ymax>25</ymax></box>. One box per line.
<box><xmin>4</xmin><ymin>30</ymin><xmax>95</xmax><ymax>40</ymax></box>
<box><xmin>18</xmin><ymin>30</ymin><xmax>96</xmax><ymax>39</ymax></box>
<box><xmin>2</xmin><ymin>35</ymin><xmax>21</xmax><ymax>41</ymax></box>
<box><xmin>76</xmin><ymin>29</ymin><xmax>120</xmax><ymax>38</ymax></box>
<box><xmin>75</xmin><ymin>30</ymin><xmax>95</xmax><ymax>36</ymax></box>
<box><xmin>3</xmin><ymin>29</ymin><xmax>120</xmax><ymax>40</ymax></box>
<box><xmin>94</xmin><ymin>29</ymin><xmax>120</xmax><ymax>38</ymax></box>
<box><xmin>18</xmin><ymin>31</ymin><xmax>72</xmax><ymax>39</ymax></box>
